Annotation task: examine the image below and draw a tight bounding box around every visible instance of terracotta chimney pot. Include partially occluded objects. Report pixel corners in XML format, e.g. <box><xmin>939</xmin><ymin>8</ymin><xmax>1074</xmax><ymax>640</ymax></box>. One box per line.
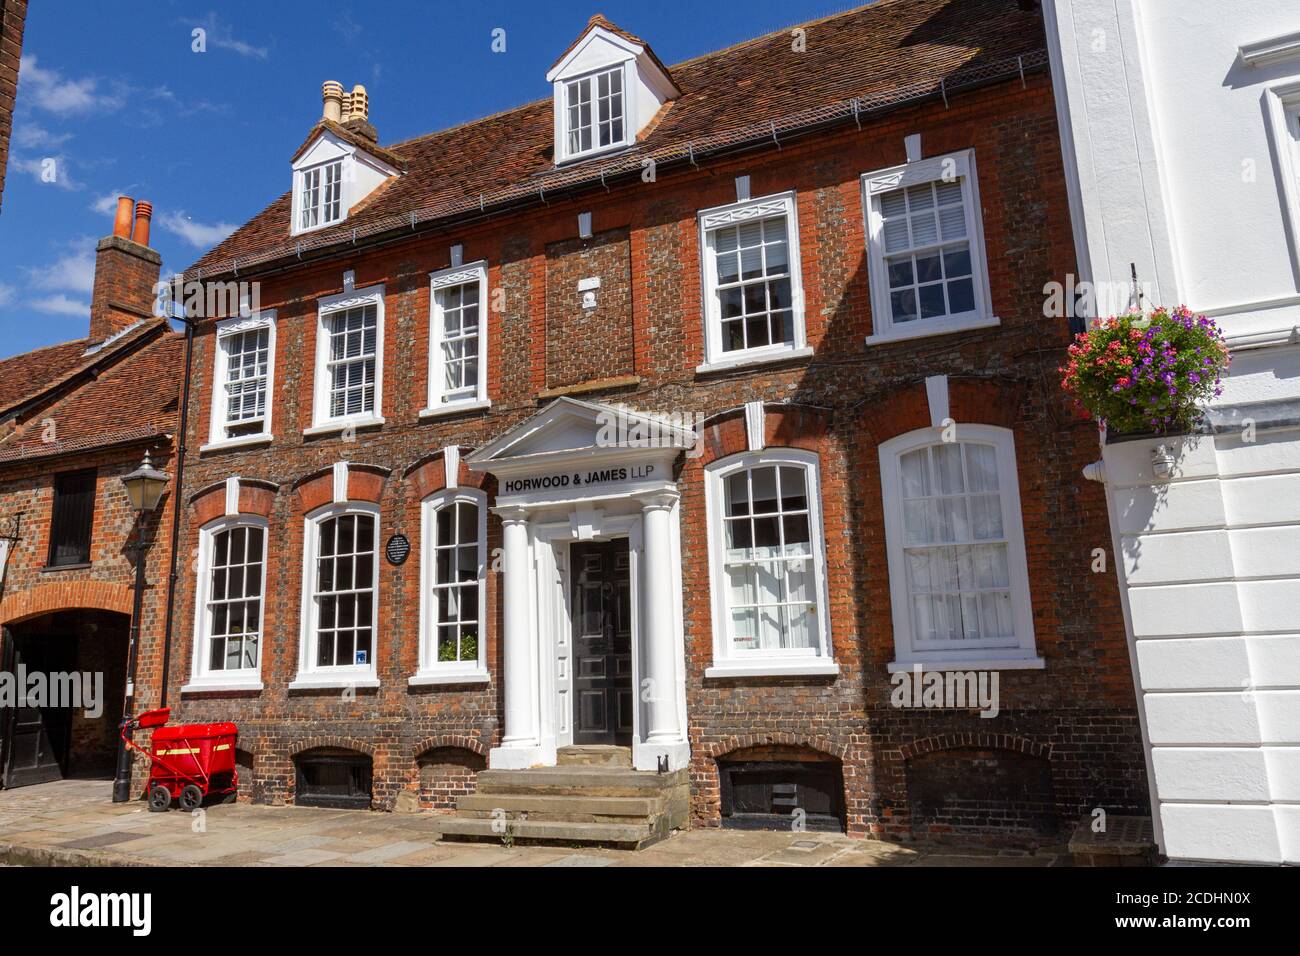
<box><xmin>131</xmin><ymin>200</ymin><xmax>153</xmax><ymax>247</ymax></box>
<box><xmin>113</xmin><ymin>196</ymin><xmax>134</xmax><ymax>238</ymax></box>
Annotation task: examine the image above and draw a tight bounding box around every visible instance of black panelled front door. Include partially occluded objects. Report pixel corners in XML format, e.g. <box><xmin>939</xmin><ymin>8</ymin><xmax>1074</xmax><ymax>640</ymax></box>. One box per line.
<box><xmin>571</xmin><ymin>540</ymin><xmax>633</xmax><ymax>746</ymax></box>
<box><xmin>1</xmin><ymin>628</ymin><xmax>75</xmax><ymax>788</ymax></box>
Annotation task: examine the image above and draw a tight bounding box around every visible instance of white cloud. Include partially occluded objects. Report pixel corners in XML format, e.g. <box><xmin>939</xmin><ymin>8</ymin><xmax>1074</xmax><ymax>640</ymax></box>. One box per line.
<box><xmin>19</xmin><ymin>53</ymin><xmax>123</xmax><ymax>116</ymax></box>
<box><xmin>0</xmin><ymin>283</ymin><xmax>16</xmax><ymax>308</ymax></box>
<box><xmin>13</xmin><ymin>122</ymin><xmax>71</xmax><ymax>150</ymax></box>
<box><xmin>195</xmin><ymin>13</ymin><xmax>269</xmax><ymax>59</ymax></box>
<box><xmin>25</xmin><ymin>242</ymin><xmax>96</xmax><ymax>295</ymax></box>
<box><xmin>30</xmin><ymin>294</ymin><xmax>89</xmax><ymax>317</ymax></box>
<box><xmin>157</xmin><ymin>209</ymin><xmax>237</xmax><ymax>249</ymax></box>
<box><xmin>90</xmin><ymin>189</ymin><xmax>133</xmax><ymax>216</ymax></box>
<box><xmin>10</xmin><ymin>154</ymin><xmax>83</xmax><ymax>191</ymax></box>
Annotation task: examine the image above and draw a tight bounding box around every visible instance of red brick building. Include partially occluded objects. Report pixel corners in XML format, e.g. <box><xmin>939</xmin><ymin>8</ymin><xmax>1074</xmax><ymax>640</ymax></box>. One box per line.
<box><xmin>166</xmin><ymin>0</ymin><xmax>1147</xmax><ymax>842</ymax></box>
<box><xmin>0</xmin><ymin>0</ymin><xmax>26</xmax><ymax>213</ymax></box>
<box><xmin>0</xmin><ymin>198</ymin><xmax>179</xmax><ymax>787</ymax></box>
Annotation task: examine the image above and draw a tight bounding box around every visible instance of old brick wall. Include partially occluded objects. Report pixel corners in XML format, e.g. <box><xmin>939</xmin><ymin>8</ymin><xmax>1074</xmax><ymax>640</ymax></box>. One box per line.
<box><xmin>164</xmin><ymin>73</ymin><xmax>1148</xmax><ymax>837</ymax></box>
<box><xmin>0</xmin><ymin>441</ymin><xmax>177</xmax><ymax>781</ymax></box>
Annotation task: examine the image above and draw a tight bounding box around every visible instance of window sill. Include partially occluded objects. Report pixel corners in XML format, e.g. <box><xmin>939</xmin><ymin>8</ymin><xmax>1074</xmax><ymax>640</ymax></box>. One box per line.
<box><xmin>41</xmin><ymin>562</ymin><xmax>92</xmax><ymax>573</ymax></box>
<box><xmin>695</xmin><ymin>345</ymin><xmax>814</xmax><ymax>376</ymax></box>
<box><xmin>180</xmin><ymin>679</ymin><xmax>264</xmax><ymax>695</ymax></box>
<box><xmin>287</xmin><ymin>676</ymin><xmax>381</xmax><ymax>691</ymax></box>
<box><xmin>865</xmin><ymin>315</ymin><xmax>1000</xmax><ymax>346</ymax></box>
<box><xmin>886</xmin><ymin>656</ymin><xmax>1045</xmax><ymax>673</ymax></box>
<box><xmin>408</xmin><ymin>668</ymin><xmax>490</xmax><ymax>687</ymax></box>
<box><xmin>200</xmin><ymin>433</ymin><xmax>273</xmax><ymax>454</ymax></box>
<box><xmin>418</xmin><ymin>399</ymin><xmax>491</xmax><ymax>420</ymax></box>
<box><xmin>303</xmin><ymin>415</ymin><xmax>385</xmax><ymax>437</ymax></box>
<box><xmin>704</xmin><ymin>659</ymin><xmax>839</xmax><ymax>679</ymax></box>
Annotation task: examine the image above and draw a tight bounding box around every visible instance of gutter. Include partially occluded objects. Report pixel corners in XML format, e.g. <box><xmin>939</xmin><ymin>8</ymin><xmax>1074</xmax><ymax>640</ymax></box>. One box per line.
<box><xmin>190</xmin><ymin>49</ymin><xmax>1050</xmax><ymax>283</ymax></box>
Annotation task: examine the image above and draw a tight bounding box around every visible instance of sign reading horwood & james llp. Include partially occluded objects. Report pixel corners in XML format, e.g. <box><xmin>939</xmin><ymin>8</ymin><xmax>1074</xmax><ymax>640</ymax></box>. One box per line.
<box><xmin>502</xmin><ymin>464</ymin><xmax>657</xmax><ymax>495</ymax></box>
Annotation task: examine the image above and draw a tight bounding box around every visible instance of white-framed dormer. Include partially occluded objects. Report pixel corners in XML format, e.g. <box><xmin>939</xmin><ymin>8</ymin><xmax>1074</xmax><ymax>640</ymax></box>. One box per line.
<box><xmin>546</xmin><ymin>17</ymin><xmax>679</xmax><ymax>165</ymax></box>
<box><xmin>290</xmin><ymin>128</ymin><xmax>401</xmax><ymax>236</ymax></box>
<box><xmin>421</xmin><ymin>261</ymin><xmax>491</xmax><ymax>418</ymax></box>
<box><xmin>204</xmin><ymin>310</ymin><xmax>277</xmax><ymax>453</ymax></box>
<box><xmin>307</xmin><ymin>284</ymin><xmax>386</xmax><ymax>436</ymax></box>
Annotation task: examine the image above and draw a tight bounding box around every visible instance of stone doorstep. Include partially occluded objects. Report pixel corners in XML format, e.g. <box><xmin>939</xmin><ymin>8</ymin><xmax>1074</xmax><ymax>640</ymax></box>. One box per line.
<box><xmin>445</xmin><ymin>764</ymin><xmax>691</xmax><ymax>850</ymax></box>
<box><xmin>555</xmin><ymin>745</ymin><xmax>633</xmax><ymax>768</ymax></box>
<box><xmin>438</xmin><ymin>817</ymin><xmax>655</xmax><ymax>849</ymax></box>
<box><xmin>1067</xmin><ymin>814</ymin><xmax>1156</xmax><ymax>867</ymax></box>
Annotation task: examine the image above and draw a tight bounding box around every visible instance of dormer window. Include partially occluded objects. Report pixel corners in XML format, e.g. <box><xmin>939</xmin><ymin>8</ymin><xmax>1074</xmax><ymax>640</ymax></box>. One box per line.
<box><xmin>300</xmin><ymin>160</ymin><xmax>343</xmax><ymax>231</ymax></box>
<box><xmin>289</xmin><ymin>81</ymin><xmax>405</xmax><ymax>237</ymax></box>
<box><xmin>566</xmin><ymin>67</ymin><xmax>625</xmax><ymax>157</ymax></box>
<box><xmin>548</xmin><ymin>16</ymin><xmax>679</xmax><ymax>166</ymax></box>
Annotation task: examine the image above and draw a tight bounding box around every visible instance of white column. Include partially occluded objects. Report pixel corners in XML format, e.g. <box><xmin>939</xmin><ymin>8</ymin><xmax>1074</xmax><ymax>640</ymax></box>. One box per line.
<box><xmin>641</xmin><ymin>493</ymin><xmax>681</xmax><ymax>744</ymax></box>
<box><xmin>497</xmin><ymin>507</ymin><xmax>536</xmax><ymax>748</ymax></box>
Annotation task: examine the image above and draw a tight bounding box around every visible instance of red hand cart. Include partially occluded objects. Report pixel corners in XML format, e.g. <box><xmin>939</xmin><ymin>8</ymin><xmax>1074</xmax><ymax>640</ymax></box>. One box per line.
<box><xmin>119</xmin><ymin>707</ymin><xmax>239</xmax><ymax>812</ymax></box>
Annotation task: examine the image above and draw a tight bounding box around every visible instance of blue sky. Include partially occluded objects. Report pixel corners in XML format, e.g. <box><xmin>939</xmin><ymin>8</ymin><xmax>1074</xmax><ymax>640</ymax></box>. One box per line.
<box><xmin>0</xmin><ymin>0</ymin><xmax>849</xmax><ymax>358</ymax></box>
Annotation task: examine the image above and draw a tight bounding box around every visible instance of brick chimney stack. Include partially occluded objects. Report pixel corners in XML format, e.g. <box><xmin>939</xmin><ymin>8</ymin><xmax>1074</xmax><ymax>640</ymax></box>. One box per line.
<box><xmin>89</xmin><ymin>195</ymin><xmax>162</xmax><ymax>343</ymax></box>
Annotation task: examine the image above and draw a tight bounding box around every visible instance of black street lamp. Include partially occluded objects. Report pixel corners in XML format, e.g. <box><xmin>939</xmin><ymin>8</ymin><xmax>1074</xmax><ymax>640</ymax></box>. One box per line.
<box><xmin>112</xmin><ymin>449</ymin><xmax>169</xmax><ymax>803</ymax></box>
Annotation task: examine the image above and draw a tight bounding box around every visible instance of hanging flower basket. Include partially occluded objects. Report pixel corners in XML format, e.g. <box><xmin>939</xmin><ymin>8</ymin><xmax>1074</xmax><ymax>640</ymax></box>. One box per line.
<box><xmin>1059</xmin><ymin>305</ymin><xmax>1230</xmax><ymax>436</ymax></box>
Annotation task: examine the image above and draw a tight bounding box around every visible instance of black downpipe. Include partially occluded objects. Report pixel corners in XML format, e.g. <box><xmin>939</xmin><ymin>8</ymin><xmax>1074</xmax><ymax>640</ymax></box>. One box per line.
<box><xmin>158</xmin><ymin>315</ymin><xmax>194</xmax><ymax>708</ymax></box>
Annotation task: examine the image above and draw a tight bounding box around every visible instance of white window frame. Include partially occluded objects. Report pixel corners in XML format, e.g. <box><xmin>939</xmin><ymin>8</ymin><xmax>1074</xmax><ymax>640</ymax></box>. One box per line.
<box><xmin>307</xmin><ymin>284</ymin><xmax>385</xmax><ymax>435</ymax></box>
<box><xmin>556</xmin><ymin>62</ymin><xmax>634</xmax><ymax>164</ymax></box>
<box><xmin>422</xmin><ymin>262</ymin><xmax>491</xmax><ymax>418</ymax></box>
<box><xmin>703</xmin><ymin>448</ymin><xmax>837</xmax><ymax>679</ymax></box>
<box><xmin>861</xmin><ymin>149</ymin><xmax>997</xmax><ymax>345</ymax></box>
<box><xmin>412</xmin><ymin>488</ymin><xmax>489</xmax><ymax>685</ymax></box>
<box><xmin>696</xmin><ymin>191</ymin><xmax>810</xmax><ymax>373</ymax></box>
<box><xmin>294</xmin><ymin>158</ymin><xmax>345</xmax><ymax>235</ymax></box>
<box><xmin>878</xmin><ymin>424</ymin><xmax>1041</xmax><ymax>671</ymax></box>
<box><xmin>292</xmin><ymin>502</ymin><xmax>381</xmax><ymax>689</ymax></box>
<box><xmin>1264</xmin><ymin>81</ymin><xmax>1300</xmax><ymax>282</ymax></box>
<box><xmin>182</xmin><ymin>516</ymin><xmax>268</xmax><ymax>693</ymax></box>
<box><xmin>204</xmin><ymin>311</ymin><xmax>276</xmax><ymax>451</ymax></box>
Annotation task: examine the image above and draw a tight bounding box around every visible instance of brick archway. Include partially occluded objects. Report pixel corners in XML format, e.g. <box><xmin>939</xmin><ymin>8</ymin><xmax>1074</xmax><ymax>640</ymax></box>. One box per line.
<box><xmin>410</xmin><ymin>733</ymin><xmax>487</xmax><ymax>759</ymax></box>
<box><xmin>899</xmin><ymin>733</ymin><xmax>1052</xmax><ymax>761</ymax></box>
<box><xmin>290</xmin><ymin>736</ymin><xmax>377</xmax><ymax>758</ymax></box>
<box><xmin>0</xmin><ymin>580</ymin><xmax>134</xmax><ymax>627</ymax></box>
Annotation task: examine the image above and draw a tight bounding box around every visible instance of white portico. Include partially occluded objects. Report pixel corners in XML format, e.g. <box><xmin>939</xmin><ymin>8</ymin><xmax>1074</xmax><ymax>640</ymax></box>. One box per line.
<box><xmin>467</xmin><ymin>397</ymin><xmax>694</xmax><ymax>773</ymax></box>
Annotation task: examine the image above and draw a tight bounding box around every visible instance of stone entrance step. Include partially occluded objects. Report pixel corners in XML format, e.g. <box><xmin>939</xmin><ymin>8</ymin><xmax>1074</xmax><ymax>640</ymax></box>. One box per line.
<box><xmin>443</xmin><ymin>766</ymin><xmax>689</xmax><ymax>850</ymax></box>
<box><xmin>438</xmin><ymin>817</ymin><xmax>654</xmax><ymax>848</ymax></box>
<box><xmin>556</xmin><ymin>745</ymin><xmax>632</xmax><ymax>768</ymax></box>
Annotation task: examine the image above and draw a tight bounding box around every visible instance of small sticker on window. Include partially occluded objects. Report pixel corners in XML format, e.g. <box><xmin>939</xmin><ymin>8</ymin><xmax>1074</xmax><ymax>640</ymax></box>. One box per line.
<box><xmin>355</xmin><ymin>650</ymin><xmax>368</xmax><ymax>665</ymax></box>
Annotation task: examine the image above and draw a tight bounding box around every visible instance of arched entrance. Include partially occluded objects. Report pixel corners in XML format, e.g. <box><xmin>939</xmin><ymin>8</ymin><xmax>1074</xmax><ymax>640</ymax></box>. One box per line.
<box><xmin>0</xmin><ymin>608</ymin><xmax>130</xmax><ymax>788</ymax></box>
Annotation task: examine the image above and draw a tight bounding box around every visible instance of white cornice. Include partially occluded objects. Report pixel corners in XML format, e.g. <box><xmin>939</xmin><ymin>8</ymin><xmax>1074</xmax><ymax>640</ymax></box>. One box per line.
<box><xmin>1239</xmin><ymin>29</ymin><xmax>1300</xmax><ymax>67</ymax></box>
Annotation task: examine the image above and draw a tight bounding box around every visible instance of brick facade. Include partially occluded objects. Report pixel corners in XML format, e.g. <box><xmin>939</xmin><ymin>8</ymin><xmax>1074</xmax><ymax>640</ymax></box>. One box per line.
<box><xmin>163</xmin><ymin>71</ymin><xmax>1148</xmax><ymax>841</ymax></box>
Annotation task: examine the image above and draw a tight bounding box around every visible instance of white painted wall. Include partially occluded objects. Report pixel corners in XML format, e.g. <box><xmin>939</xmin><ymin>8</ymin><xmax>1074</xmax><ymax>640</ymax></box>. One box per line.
<box><xmin>1100</xmin><ymin>432</ymin><xmax>1300</xmax><ymax>864</ymax></box>
<box><xmin>1047</xmin><ymin>0</ymin><xmax>1300</xmax><ymax>863</ymax></box>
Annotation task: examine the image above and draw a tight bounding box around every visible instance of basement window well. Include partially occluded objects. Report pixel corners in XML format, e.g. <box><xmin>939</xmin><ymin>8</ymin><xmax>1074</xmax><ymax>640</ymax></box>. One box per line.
<box><xmin>718</xmin><ymin>752</ymin><xmax>845</xmax><ymax>832</ymax></box>
<box><xmin>294</xmin><ymin>749</ymin><xmax>373</xmax><ymax>809</ymax></box>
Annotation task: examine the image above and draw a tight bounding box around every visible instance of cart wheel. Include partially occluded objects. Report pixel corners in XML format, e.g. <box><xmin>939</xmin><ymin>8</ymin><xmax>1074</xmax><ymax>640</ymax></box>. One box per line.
<box><xmin>148</xmin><ymin>786</ymin><xmax>171</xmax><ymax>812</ymax></box>
<box><xmin>179</xmin><ymin>784</ymin><xmax>204</xmax><ymax>812</ymax></box>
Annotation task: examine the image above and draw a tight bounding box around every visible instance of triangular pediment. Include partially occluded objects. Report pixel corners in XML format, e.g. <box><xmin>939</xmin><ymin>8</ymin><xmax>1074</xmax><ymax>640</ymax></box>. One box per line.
<box><xmin>467</xmin><ymin>397</ymin><xmax>695</xmax><ymax>473</ymax></box>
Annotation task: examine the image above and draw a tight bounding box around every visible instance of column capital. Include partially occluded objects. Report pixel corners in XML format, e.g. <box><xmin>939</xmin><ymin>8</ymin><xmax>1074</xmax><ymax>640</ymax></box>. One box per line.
<box><xmin>494</xmin><ymin>505</ymin><xmax>529</xmax><ymax>524</ymax></box>
<box><xmin>639</xmin><ymin>490</ymin><xmax>679</xmax><ymax>513</ymax></box>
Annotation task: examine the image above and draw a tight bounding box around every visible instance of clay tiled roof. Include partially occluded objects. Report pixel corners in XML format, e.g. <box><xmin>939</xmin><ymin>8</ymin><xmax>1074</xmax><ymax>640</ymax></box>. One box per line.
<box><xmin>0</xmin><ymin>330</ymin><xmax>182</xmax><ymax>463</ymax></box>
<box><xmin>189</xmin><ymin>0</ymin><xmax>1047</xmax><ymax>278</ymax></box>
<box><xmin>0</xmin><ymin>319</ymin><xmax>164</xmax><ymax>418</ymax></box>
